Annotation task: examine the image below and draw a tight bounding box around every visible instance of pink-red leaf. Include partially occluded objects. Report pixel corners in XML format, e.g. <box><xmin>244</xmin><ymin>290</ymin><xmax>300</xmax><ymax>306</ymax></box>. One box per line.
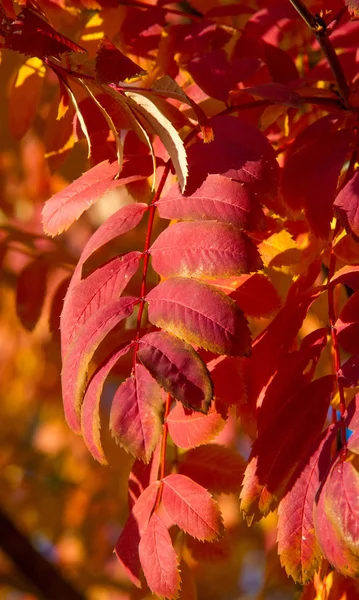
<box><xmin>146</xmin><ymin>277</ymin><xmax>251</xmax><ymax>357</ymax></box>
<box><xmin>61</xmin><ymin>252</ymin><xmax>141</xmax><ymax>357</ymax></box>
<box><xmin>43</xmin><ymin>161</ymin><xmax>150</xmax><ymax>237</ymax></box>
<box><xmin>334</xmin><ymin>170</ymin><xmax>359</xmax><ymax>240</ymax></box>
<box><xmin>157</xmin><ymin>174</ymin><xmax>265</xmax><ymax>231</ymax></box>
<box><xmin>77</xmin><ymin>202</ymin><xmax>148</xmax><ymax>271</ymax></box>
<box><xmin>110</xmin><ymin>364</ymin><xmax>163</xmax><ymax>463</ymax></box>
<box><xmin>314</xmin><ymin>457</ymin><xmax>359</xmax><ymax>577</ymax></box>
<box><xmin>150</xmin><ymin>221</ymin><xmax>262</xmax><ymax>279</ymax></box>
<box><xmin>167</xmin><ymin>402</ymin><xmax>226</xmax><ymax>449</ymax></box>
<box><xmin>128</xmin><ymin>443</ymin><xmax>161</xmax><ymax>509</ymax></box>
<box><xmin>138</xmin><ymin>331</ymin><xmax>213</xmax><ymax>412</ymax></box>
<box><xmin>139</xmin><ymin>513</ymin><xmax>180</xmax><ymax>599</ymax></box>
<box><xmin>162</xmin><ymin>473</ymin><xmax>223</xmax><ymax>541</ymax></box>
<box><xmin>62</xmin><ymin>296</ymin><xmax>137</xmax><ymax>432</ymax></box>
<box><xmin>115</xmin><ymin>481</ymin><xmax>159</xmax><ymax>587</ymax></box>
<box><xmin>178</xmin><ymin>445</ymin><xmax>245</xmax><ymax>494</ymax></box>
<box><xmin>277</xmin><ymin>425</ymin><xmax>337</xmax><ymax>584</ymax></box>
<box><xmin>43</xmin><ymin>160</ymin><xmax>121</xmax><ymax>236</ymax></box>
<box><xmin>240</xmin><ymin>375</ymin><xmax>334</xmax><ymax>521</ymax></box>
<box><xmin>81</xmin><ymin>342</ymin><xmax>134</xmax><ymax>465</ymax></box>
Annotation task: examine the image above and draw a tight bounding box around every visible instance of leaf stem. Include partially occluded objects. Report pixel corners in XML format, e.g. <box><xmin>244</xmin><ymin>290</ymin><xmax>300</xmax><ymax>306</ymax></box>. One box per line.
<box><xmin>327</xmin><ymin>223</ymin><xmax>347</xmax><ymax>452</ymax></box>
<box><xmin>154</xmin><ymin>393</ymin><xmax>172</xmax><ymax>511</ymax></box>
<box><xmin>289</xmin><ymin>0</ymin><xmax>349</xmax><ymax>106</ymax></box>
<box><xmin>132</xmin><ymin>162</ymin><xmax>171</xmax><ymax>370</ymax></box>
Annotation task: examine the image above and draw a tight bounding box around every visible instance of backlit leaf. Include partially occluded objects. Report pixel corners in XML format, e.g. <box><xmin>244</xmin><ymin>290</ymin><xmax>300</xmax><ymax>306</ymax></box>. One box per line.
<box><xmin>167</xmin><ymin>402</ymin><xmax>226</xmax><ymax>449</ymax></box>
<box><xmin>95</xmin><ymin>38</ymin><xmax>146</xmax><ymax>83</ymax></box>
<box><xmin>81</xmin><ymin>342</ymin><xmax>134</xmax><ymax>465</ymax></box>
<box><xmin>336</xmin><ymin>291</ymin><xmax>359</xmax><ymax>355</ymax></box>
<box><xmin>42</xmin><ymin>160</ymin><xmax>148</xmax><ymax>236</ymax></box>
<box><xmin>9</xmin><ymin>57</ymin><xmax>45</xmax><ymax>140</ymax></box>
<box><xmin>178</xmin><ymin>445</ymin><xmax>245</xmax><ymax>494</ymax></box>
<box><xmin>61</xmin><ymin>252</ymin><xmax>142</xmax><ymax>357</ymax></box>
<box><xmin>157</xmin><ymin>174</ymin><xmax>265</xmax><ymax>230</ymax></box>
<box><xmin>281</xmin><ymin>118</ymin><xmax>351</xmax><ymax>238</ymax></box>
<box><xmin>240</xmin><ymin>376</ymin><xmax>334</xmax><ymax>521</ymax></box>
<box><xmin>126</xmin><ymin>91</ymin><xmax>188</xmax><ymax>192</ymax></box>
<box><xmin>138</xmin><ymin>331</ymin><xmax>213</xmax><ymax>412</ymax></box>
<box><xmin>277</xmin><ymin>425</ymin><xmax>337</xmax><ymax>584</ymax></box>
<box><xmin>314</xmin><ymin>457</ymin><xmax>359</xmax><ymax>577</ymax></box>
<box><xmin>110</xmin><ymin>364</ymin><xmax>163</xmax><ymax>463</ymax></box>
<box><xmin>115</xmin><ymin>481</ymin><xmax>159</xmax><ymax>587</ymax></box>
<box><xmin>185</xmin><ymin>116</ymin><xmax>279</xmax><ymax>199</ymax></box>
<box><xmin>62</xmin><ymin>296</ymin><xmax>137</xmax><ymax>432</ymax></box>
<box><xmin>328</xmin><ymin>265</ymin><xmax>359</xmax><ymax>290</ymax></box>
<box><xmin>77</xmin><ymin>202</ymin><xmax>148</xmax><ymax>270</ymax></box>
<box><xmin>146</xmin><ymin>277</ymin><xmax>251</xmax><ymax>357</ymax></box>
<box><xmin>139</xmin><ymin>513</ymin><xmax>180</xmax><ymax>599</ymax></box>
<box><xmin>162</xmin><ymin>473</ymin><xmax>223</xmax><ymax>541</ymax></box>
<box><xmin>231</xmin><ymin>273</ymin><xmax>281</xmax><ymax>317</ymax></box>
<box><xmin>150</xmin><ymin>221</ymin><xmax>262</xmax><ymax>279</ymax></box>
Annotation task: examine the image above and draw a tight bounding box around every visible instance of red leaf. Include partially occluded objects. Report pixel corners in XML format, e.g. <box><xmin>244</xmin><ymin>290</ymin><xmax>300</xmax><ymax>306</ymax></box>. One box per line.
<box><xmin>2</xmin><ymin>7</ymin><xmax>85</xmax><ymax>59</ymax></box>
<box><xmin>314</xmin><ymin>457</ymin><xmax>359</xmax><ymax>577</ymax></box>
<box><xmin>231</xmin><ymin>273</ymin><xmax>281</xmax><ymax>317</ymax></box>
<box><xmin>186</xmin><ymin>116</ymin><xmax>279</xmax><ymax>199</ymax></box>
<box><xmin>207</xmin><ymin>355</ymin><xmax>246</xmax><ymax>410</ymax></box>
<box><xmin>277</xmin><ymin>425</ymin><xmax>337</xmax><ymax>584</ymax></box>
<box><xmin>62</xmin><ymin>296</ymin><xmax>137</xmax><ymax>432</ymax></box>
<box><xmin>328</xmin><ymin>265</ymin><xmax>359</xmax><ymax>290</ymax></box>
<box><xmin>178</xmin><ymin>445</ymin><xmax>245</xmax><ymax>494</ymax></box>
<box><xmin>150</xmin><ymin>221</ymin><xmax>262</xmax><ymax>279</ymax></box>
<box><xmin>128</xmin><ymin>443</ymin><xmax>161</xmax><ymax>509</ymax></box>
<box><xmin>139</xmin><ymin>513</ymin><xmax>180</xmax><ymax>599</ymax></box>
<box><xmin>240</xmin><ymin>376</ymin><xmax>334</xmax><ymax>520</ymax></box>
<box><xmin>138</xmin><ymin>331</ymin><xmax>213</xmax><ymax>412</ymax></box>
<box><xmin>95</xmin><ymin>38</ymin><xmax>146</xmax><ymax>83</ymax></box>
<box><xmin>167</xmin><ymin>402</ymin><xmax>226</xmax><ymax>449</ymax></box>
<box><xmin>76</xmin><ymin>203</ymin><xmax>148</xmax><ymax>272</ymax></box>
<box><xmin>110</xmin><ymin>364</ymin><xmax>164</xmax><ymax>463</ymax></box>
<box><xmin>81</xmin><ymin>342</ymin><xmax>134</xmax><ymax>465</ymax></box>
<box><xmin>336</xmin><ymin>291</ymin><xmax>359</xmax><ymax>355</ymax></box>
<box><xmin>146</xmin><ymin>277</ymin><xmax>251</xmax><ymax>357</ymax></box>
<box><xmin>162</xmin><ymin>473</ymin><xmax>223</xmax><ymax>541</ymax></box>
<box><xmin>43</xmin><ymin>160</ymin><xmax>149</xmax><ymax>236</ymax></box>
<box><xmin>61</xmin><ymin>252</ymin><xmax>141</xmax><ymax>357</ymax></box>
<box><xmin>115</xmin><ymin>481</ymin><xmax>159</xmax><ymax>587</ymax></box>
<box><xmin>257</xmin><ymin>328</ymin><xmax>328</xmax><ymax>432</ymax></box>
<box><xmin>334</xmin><ymin>170</ymin><xmax>359</xmax><ymax>240</ymax></box>
<box><xmin>16</xmin><ymin>258</ymin><xmax>48</xmax><ymax>331</ymax></box>
<box><xmin>157</xmin><ymin>174</ymin><xmax>265</xmax><ymax>231</ymax></box>
<box><xmin>244</xmin><ymin>280</ymin><xmax>322</xmax><ymax>408</ymax></box>
<box><xmin>281</xmin><ymin>117</ymin><xmax>352</xmax><ymax>238</ymax></box>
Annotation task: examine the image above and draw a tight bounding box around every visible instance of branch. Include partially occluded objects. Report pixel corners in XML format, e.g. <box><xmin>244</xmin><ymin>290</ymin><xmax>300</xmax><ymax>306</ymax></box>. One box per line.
<box><xmin>0</xmin><ymin>507</ymin><xmax>86</xmax><ymax>600</ymax></box>
<box><xmin>289</xmin><ymin>0</ymin><xmax>350</xmax><ymax>106</ymax></box>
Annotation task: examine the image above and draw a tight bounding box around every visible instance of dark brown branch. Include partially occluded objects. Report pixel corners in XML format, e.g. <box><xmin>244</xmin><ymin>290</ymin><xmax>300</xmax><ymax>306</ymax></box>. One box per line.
<box><xmin>289</xmin><ymin>0</ymin><xmax>350</xmax><ymax>106</ymax></box>
<box><xmin>0</xmin><ymin>507</ymin><xmax>86</xmax><ymax>600</ymax></box>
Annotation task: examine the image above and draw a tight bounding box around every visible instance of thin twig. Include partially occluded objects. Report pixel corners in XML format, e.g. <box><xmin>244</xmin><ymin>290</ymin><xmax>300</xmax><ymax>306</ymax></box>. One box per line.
<box><xmin>289</xmin><ymin>0</ymin><xmax>350</xmax><ymax>106</ymax></box>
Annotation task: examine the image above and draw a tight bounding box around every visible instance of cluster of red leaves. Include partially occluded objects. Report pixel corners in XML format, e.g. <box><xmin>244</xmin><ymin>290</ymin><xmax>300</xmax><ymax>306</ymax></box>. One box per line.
<box><xmin>5</xmin><ymin>0</ymin><xmax>359</xmax><ymax>597</ymax></box>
